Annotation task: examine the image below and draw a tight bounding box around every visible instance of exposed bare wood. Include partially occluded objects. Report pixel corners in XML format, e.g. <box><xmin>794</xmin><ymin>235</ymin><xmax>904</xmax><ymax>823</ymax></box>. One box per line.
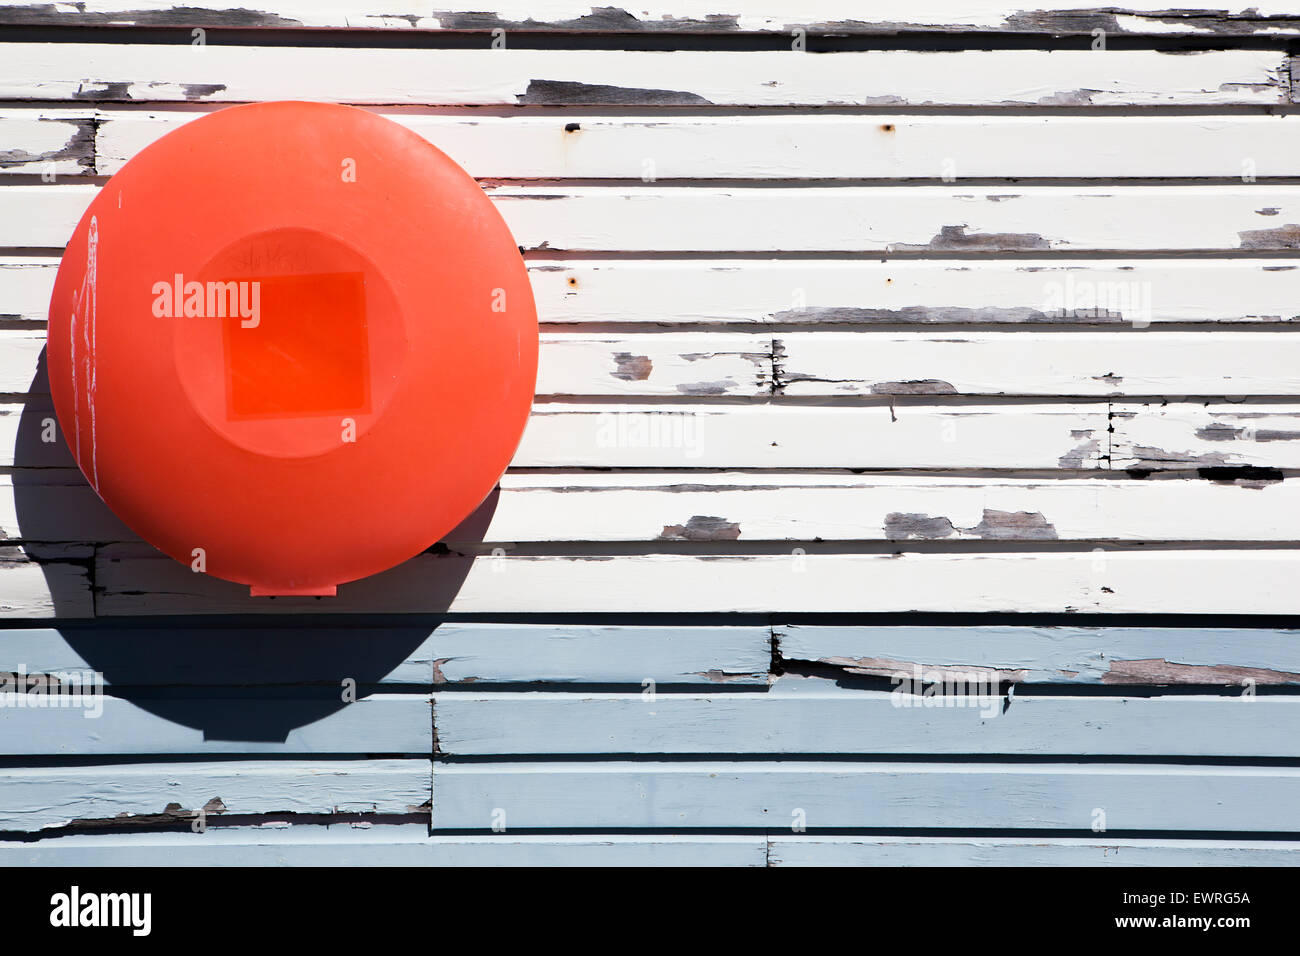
<box><xmin>1114</xmin><ymin>402</ymin><xmax>1300</xmax><ymax>470</ymax></box>
<box><xmin>778</xmin><ymin>623</ymin><xmax>1300</xmax><ymax>685</ymax></box>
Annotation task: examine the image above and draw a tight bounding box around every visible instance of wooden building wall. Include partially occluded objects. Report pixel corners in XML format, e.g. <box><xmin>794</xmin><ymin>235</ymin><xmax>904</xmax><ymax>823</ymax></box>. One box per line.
<box><xmin>2</xmin><ymin>1</ymin><xmax>1300</xmax><ymax>864</ymax></box>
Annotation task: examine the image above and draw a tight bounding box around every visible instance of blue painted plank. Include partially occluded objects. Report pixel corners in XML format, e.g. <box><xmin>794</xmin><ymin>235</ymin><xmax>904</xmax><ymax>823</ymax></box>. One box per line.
<box><xmin>0</xmin><ymin>759</ymin><xmax>428</xmax><ymax>831</ymax></box>
<box><xmin>0</xmin><ymin>826</ymin><xmax>767</xmax><ymax>866</ymax></box>
<box><xmin>5</xmin><ymin>827</ymin><xmax>1291</xmax><ymax>866</ymax></box>
<box><xmin>0</xmin><ymin>625</ymin><xmax>440</xmax><ymax>685</ymax></box>
<box><xmin>767</xmin><ymin>837</ymin><xmax>1300</xmax><ymax>866</ymax></box>
<box><xmin>0</xmin><ymin>624</ymin><xmax>770</xmax><ymax>685</ymax></box>
<box><xmin>0</xmin><ymin>694</ymin><xmax>429</xmax><ymax>755</ymax></box>
<box><xmin>433</xmin><ymin>683</ymin><xmax>1300</xmax><ymax>756</ymax></box>
<box><xmin>432</xmin><ymin>761</ymin><xmax>1300</xmax><ymax>831</ymax></box>
<box><xmin>778</xmin><ymin>624</ymin><xmax>1300</xmax><ymax>684</ymax></box>
<box><xmin>429</xmin><ymin>623</ymin><xmax>770</xmax><ymax>684</ymax></box>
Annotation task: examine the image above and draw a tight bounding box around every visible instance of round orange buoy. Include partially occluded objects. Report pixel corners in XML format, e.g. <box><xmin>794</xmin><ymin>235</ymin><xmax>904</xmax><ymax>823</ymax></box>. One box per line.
<box><xmin>47</xmin><ymin>102</ymin><xmax>538</xmax><ymax>596</ymax></box>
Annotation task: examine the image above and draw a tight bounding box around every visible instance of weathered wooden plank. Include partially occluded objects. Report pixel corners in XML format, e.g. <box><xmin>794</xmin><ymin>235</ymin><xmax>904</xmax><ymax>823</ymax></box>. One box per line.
<box><xmin>91</xmin><ymin>547</ymin><xmax>1300</xmax><ymax>615</ymax></box>
<box><xmin>0</xmin><ymin>826</ymin><xmax>768</xmax><ymax>866</ymax></box>
<box><xmin>0</xmin><ymin>185</ymin><xmax>95</xmax><ymax>248</ymax></box>
<box><xmin>0</xmin><ymin>624</ymin><xmax>444</xmax><ymax>684</ymax></box>
<box><xmin>3</xmin><ymin>827</ymin><xmax>1293</xmax><ymax>866</ymax></box>
<box><xmin>778</xmin><ymin>624</ymin><xmax>1300</xmax><ymax>685</ymax></box>
<box><xmin>0</xmin><ymin>328</ymin><xmax>773</xmax><ymax>397</ymax></box>
<box><xmin>14</xmin><ymin>257</ymin><xmax>1300</xmax><ymax>327</ymax></box>
<box><xmin>464</xmin><ymin>473</ymin><xmax>1300</xmax><ymax>545</ymax></box>
<box><xmin>529</xmin><ymin>259</ymin><xmax>1300</xmax><ymax>327</ymax></box>
<box><xmin>431</xmin><ymin>760</ymin><xmax>1300</xmax><ymax>830</ymax></box>
<box><xmin>0</xmin><ymin>327</ymin><xmax>51</xmax><ymax>392</ymax></box>
<box><xmin>777</xmin><ymin>331</ymin><xmax>1300</xmax><ymax>397</ymax></box>
<box><xmin>0</xmin><ymin>623</ymin><xmax>768</xmax><ymax>684</ymax></box>
<box><xmin>1114</xmin><ymin>402</ymin><xmax>1300</xmax><ymax>469</ymax></box>
<box><xmin>514</xmin><ymin>403</ymin><xmax>1105</xmax><ymax>469</ymax></box>
<box><xmin>0</xmin><ymin>759</ymin><xmax>428</xmax><ymax>831</ymax></box>
<box><xmin>0</xmin><ymin>400</ymin><xmax>1108</xmax><ymax>470</ymax></box>
<box><xmin>0</xmin><ymin>400</ymin><xmax>79</xmax><ymax>467</ymax></box>
<box><xmin>0</xmin><ymin>544</ymin><xmax>92</xmax><ymax>617</ymax></box>
<box><xmin>0</xmin><ymin>474</ymin><xmax>134</xmax><ymax>541</ymax></box>
<box><xmin>0</xmin><ymin>110</ymin><xmax>93</xmax><ymax>177</ymax></box>
<box><xmin>539</xmin><ymin>333</ymin><xmax>771</xmax><ymax>395</ymax></box>
<box><xmin>0</xmin><ymin>45</ymin><xmax>1282</xmax><ymax>106</ymax></box>
<box><xmin>0</xmin><ymin>258</ymin><xmax>58</xmax><ymax>321</ymax></box>
<box><xmin>767</xmin><ymin>836</ymin><xmax>1300</xmax><ymax>866</ymax></box>
<box><xmin>426</xmin><ymin>623</ymin><xmax>770</xmax><ymax>684</ymax></box>
<box><xmin>5</xmin><ymin>2</ymin><xmax>1300</xmax><ymax>36</ymax></box>
<box><xmin>489</xmin><ymin>184</ymin><xmax>1300</xmax><ymax>253</ymax></box>
<box><xmin>94</xmin><ymin>111</ymin><xmax>1300</xmax><ymax>180</ymax></box>
<box><xmin>0</xmin><ymin>694</ymin><xmax>430</xmax><ymax>755</ymax></box>
<box><xmin>13</xmin><ymin>471</ymin><xmax>1300</xmax><ymax>546</ymax></box>
<box><xmin>20</xmin><ymin>183</ymin><xmax>1300</xmax><ymax>253</ymax></box>
<box><xmin>435</xmin><ymin>688</ymin><xmax>1300</xmax><ymax>755</ymax></box>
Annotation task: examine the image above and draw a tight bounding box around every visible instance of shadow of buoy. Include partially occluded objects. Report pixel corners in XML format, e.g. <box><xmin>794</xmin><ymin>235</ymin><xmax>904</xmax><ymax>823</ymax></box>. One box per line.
<box><xmin>11</xmin><ymin>344</ymin><xmax>491</xmax><ymax>742</ymax></box>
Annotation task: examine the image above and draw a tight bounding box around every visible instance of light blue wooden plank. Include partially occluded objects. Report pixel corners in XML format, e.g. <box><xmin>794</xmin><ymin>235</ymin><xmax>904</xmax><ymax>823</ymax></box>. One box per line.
<box><xmin>433</xmin><ymin>683</ymin><xmax>1300</xmax><ymax>756</ymax></box>
<box><xmin>6</xmin><ymin>828</ymin><xmax>1291</xmax><ymax>866</ymax></box>
<box><xmin>429</xmin><ymin>623</ymin><xmax>771</xmax><ymax>684</ymax></box>
<box><xmin>0</xmin><ymin>759</ymin><xmax>428</xmax><ymax>831</ymax></box>
<box><xmin>0</xmin><ymin>694</ymin><xmax>429</xmax><ymax>755</ymax></box>
<box><xmin>432</xmin><ymin>761</ymin><xmax>1300</xmax><ymax>830</ymax></box>
<box><xmin>0</xmin><ymin>826</ymin><xmax>766</xmax><ymax>866</ymax></box>
<box><xmin>777</xmin><ymin>624</ymin><xmax>1300</xmax><ymax>684</ymax></box>
<box><xmin>0</xmin><ymin>624</ymin><xmax>770</xmax><ymax>685</ymax></box>
<box><xmin>6</xmin><ymin>827</ymin><xmax>1289</xmax><ymax>866</ymax></box>
<box><xmin>767</xmin><ymin>837</ymin><xmax>1300</xmax><ymax>866</ymax></box>
<box><xmin>0</xmin><ymin>626</ymin><xmax>439</xmax><ymax>685</ymax></box>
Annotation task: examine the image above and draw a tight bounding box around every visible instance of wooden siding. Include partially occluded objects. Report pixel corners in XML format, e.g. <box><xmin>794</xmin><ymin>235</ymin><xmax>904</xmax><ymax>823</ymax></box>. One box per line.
<box><xmin>2</xmin><ymin>2</ymin><xmax>1300</xmax><ymax>866</ymax></box>
<box><xmin>4</xmin><ymin>1</ymin><xmax>1300</xmax><ymax>37</ymax></box>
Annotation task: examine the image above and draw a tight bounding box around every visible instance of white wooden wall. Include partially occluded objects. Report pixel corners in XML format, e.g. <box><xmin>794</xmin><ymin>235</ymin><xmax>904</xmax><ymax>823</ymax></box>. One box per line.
<box><xmin>2</xmin><ymin>2</ymin><xmax>1300</xmax><ymax>865</ymax></box>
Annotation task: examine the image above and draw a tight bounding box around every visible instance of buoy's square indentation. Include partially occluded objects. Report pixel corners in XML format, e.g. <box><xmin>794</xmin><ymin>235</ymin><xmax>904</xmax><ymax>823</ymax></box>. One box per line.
<box><xmin>223</xmin><ymin>271</ymin><xmax>369</xmax><ymax>419</ymax></box>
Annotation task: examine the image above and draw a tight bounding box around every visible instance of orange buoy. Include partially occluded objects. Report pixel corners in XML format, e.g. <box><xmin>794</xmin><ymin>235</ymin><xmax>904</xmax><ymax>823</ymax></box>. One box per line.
<box><xmin>47</xmin><ymin>102</ymin><xmax>538</xmax><ymax>596</ymax></box>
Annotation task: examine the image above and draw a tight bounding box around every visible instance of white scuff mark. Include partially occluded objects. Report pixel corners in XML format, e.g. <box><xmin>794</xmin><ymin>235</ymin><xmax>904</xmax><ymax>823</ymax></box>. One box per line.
<box><xmin>70</xmin><ymin>274</ymin><xmax>79</xmax><ymax>465</ymax></box>
<box><xmin>70</xmin><ymin>216</ymin><xmax>99</xmax><ymax>493</ymax></box>
<box><xmin>87</xmin><ymin>215</ymin><xmax>98</xmax><ymax>493</ymax></box>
